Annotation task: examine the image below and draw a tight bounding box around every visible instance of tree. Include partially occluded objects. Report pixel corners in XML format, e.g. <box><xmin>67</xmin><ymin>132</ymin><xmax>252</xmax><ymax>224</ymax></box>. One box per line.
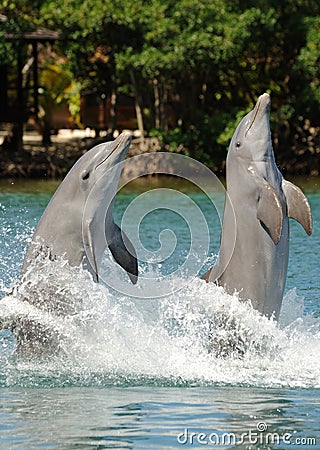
<box><xmin>1</xmin><ymin>0</ymin><xmax>320</xmax><ymax>172</ymax></box>
<box><xmin>38</xmin><ymin>61</ymin><xmax>81</xmax><ymax>144</ymax></box>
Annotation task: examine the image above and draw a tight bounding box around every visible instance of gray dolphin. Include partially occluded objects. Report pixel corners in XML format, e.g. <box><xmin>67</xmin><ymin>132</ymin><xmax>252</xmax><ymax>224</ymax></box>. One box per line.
<box><xmin>23</xmin><ymin>131</ymin><xmax>138</xmax><ymax>284</ymax></box>
<box><xmin>0</xmin><ymin>132</ymin><xmax>138</xmax><ymax>354</ymax></box>
<box><xmin>202</xmin><ymin>93</ymin><xmax>312</xmax><ymax>320</ymax></box>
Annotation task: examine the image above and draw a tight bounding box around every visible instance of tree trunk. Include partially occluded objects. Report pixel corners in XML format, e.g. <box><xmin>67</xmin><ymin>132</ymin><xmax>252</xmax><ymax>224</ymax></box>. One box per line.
<box><xmin>160</xmin><ymin>84</ymin><xmax>168</xmax><ymax>132</ymax></box>
<box><xmin>130</xmin><ymin>70</ymin><xmax>145</xmax><ymax>138</ymax></box>
<box><xmin>14</xmin><ymin>42</ymin><xmax>24</xmax><ymax>152</ymax></box>
<box><xmin>109</xmin><ymin>54</ymin><xmax>117</xmax><ymax>134</ymax></box>
<box><xmin>109</xmin><ymin>87</ymin><xmax>117</xmax><ymax>134</ymax></box>
<box><xmin>153</xmin><ymin>78</ymin><xmax>160</xmax><ymax>129</ymax></box>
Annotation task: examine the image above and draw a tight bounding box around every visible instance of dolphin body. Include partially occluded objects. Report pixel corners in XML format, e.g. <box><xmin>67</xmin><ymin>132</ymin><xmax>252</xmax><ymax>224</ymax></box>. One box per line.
<box><xmin>0</xmin><ymin>132</ymin><xmax>138</xmax><ymax>354</ymax></box>
<box><xmin>22</xmin><ymin>131</ymin><xmax>138</xmax><ymax>285</ymax></box>
<box><xmin>203</xmin><ymin>94</ymin><xmax>312</xmax><ymax>320</ymax></box>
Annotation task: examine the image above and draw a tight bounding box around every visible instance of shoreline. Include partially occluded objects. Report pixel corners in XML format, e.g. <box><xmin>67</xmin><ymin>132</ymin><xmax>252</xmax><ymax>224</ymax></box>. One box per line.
<box><xmin>0</xmin><ymin>132</ymin><xmax>319</xmax><ymax>180</ymax></box>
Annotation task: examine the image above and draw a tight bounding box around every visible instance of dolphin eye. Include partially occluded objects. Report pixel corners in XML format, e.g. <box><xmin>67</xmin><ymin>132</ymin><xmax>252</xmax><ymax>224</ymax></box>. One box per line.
<box><xmin>82</xmin><ymin>170</ymin><xmax>90</xmax><ymax>180</ymax></box>
<box><xmin>236</xmin><ymin>141</ymin><xmax>241</xmax><ymax>148</ymax></box>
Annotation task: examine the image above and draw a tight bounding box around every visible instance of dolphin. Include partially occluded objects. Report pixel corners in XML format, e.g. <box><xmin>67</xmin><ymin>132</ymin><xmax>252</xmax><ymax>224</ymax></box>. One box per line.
<box><xmin>202</xmin><ymin>93</ymin><xmax>312</xmax><ymax>320</ymax></box>
<box><xmin>0</xmin><ymin>132</ymin><xmax>138</xmax><ymax>354</ymax></box>
<box><xmin>22</xmin><ymin>131</ymin><xmax>138</xmax><ymax>284</ymax></box>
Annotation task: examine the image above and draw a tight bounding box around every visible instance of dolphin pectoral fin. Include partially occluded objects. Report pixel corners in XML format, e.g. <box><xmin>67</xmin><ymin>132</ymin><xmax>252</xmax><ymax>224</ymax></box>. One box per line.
<box><xmin>256</xmin><ymin>178</ymin><xmax>283</xmax><ymax>245</ymax></box>
<box><xmin>85</xmin><ymin>221</ymin><xmax>99</xmax><ymax>282</ymax></box>
<box><xmin>282</xmin><ymin>179</ymin><xmax>312</xmax><ymax>235</ymax></box>
<box><xmin>108</xmin><ymin>224</ymin><xmax>138</xmax><ymax>284</ymax></box>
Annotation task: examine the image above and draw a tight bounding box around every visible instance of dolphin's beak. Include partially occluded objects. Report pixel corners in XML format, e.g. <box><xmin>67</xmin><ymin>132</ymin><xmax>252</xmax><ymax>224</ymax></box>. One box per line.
<box><xmin>257</xmin><ymin>93</ymin><xmax>271</xmax><ymax>113</ymax></box>
<box><xmin>95</xmin><ymin>132</ymin><xmax>132</xmax><ymax>171</ymax></box>
<box><xmin>245</xmin><ymin>93</ymin><xmax>271</xmax><ymax>136</ymax></box>
<box><xmin>111</xmin><ymin>131</ymin><xmax>133</xmax><ymax>155</ymax></box>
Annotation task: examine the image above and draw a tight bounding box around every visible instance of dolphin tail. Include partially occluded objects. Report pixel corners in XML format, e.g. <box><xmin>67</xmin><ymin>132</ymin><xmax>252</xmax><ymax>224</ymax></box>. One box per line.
<box><xmin>108</xmin><ymin>223</ymin><xmax>138</xmax><ymax>284</ymax></box>
<box><xmin>282</xmin><ymin>179</ymin><xmax>312</xmax><ymax>235</ymax></box>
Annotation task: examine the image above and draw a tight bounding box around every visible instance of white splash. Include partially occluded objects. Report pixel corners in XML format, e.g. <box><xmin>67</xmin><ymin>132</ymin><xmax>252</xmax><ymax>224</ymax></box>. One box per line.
<box><xmin>0</xmin><ymin>258</ymin><xmax>320</xmax><ymax>389</ymax></box>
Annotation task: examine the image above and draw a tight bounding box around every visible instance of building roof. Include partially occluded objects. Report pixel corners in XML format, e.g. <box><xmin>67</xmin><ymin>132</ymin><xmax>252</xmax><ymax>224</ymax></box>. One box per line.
<box><xmin>4</xmin><ymin>26</ymin><xmax>60</xmax><ymax>42</ymax></box>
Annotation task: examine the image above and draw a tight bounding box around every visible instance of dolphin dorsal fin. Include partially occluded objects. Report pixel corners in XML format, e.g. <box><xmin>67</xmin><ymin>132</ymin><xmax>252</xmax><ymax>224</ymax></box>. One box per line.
<box><xmin>282</xmin><ymin>179</ymin><xmax>312</xmax><ymax>235</ymax></box>
<box><xmin>249</xmin><ymin>170</ymin><xmax>283</xmax><ymax>245</ymax></box>
<box><xmin>108</xmin><ymin>223</ymin><xmax>138</xmax><ymax>284</ymax></box>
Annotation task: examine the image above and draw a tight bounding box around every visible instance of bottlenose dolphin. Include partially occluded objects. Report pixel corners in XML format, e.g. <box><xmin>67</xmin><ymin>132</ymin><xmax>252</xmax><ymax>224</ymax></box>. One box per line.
<box><xmin>23</xmin><ymin>131</ymin><xmax>138</xmax><ymax>284</ymax></box>
<box><xmin>202</xmin><ymin>93</ymin><xmax>312</xmax><ymax>320</ymax></box>
<box><xmin>0</xmin><ymin>132</ymin><xmax>138</xmax><ymax>354</ymax></box>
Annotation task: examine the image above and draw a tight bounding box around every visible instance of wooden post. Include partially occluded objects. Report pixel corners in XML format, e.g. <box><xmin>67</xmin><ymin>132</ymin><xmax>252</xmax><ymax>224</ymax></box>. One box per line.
<box><xmin>109</xmin><ymin>53</ymin><xmax>117</xmax><ymax>134</ymax></box>
<box><xmin>130</xmin><ymin>70</ymin><xmax>145</xmax><ymax>138</ymax></box>
<box><xmin>32</xmin><ymin>41</ymin><xmax>39</xmax><ymax>121</ymax></box>
<box><xmin>0</xmin><ymin>65</ymin><xmax>8</xmax><ymax>117</ymax></box>
<box><xmin>153</xmin><ymin>78</ymin><xmax>160</xmax><ymax>129</ymax></box>
<box><xmin>15</xmin><ymin>41</ymin><xmax>24</xmax><ymax>152</ymax></box>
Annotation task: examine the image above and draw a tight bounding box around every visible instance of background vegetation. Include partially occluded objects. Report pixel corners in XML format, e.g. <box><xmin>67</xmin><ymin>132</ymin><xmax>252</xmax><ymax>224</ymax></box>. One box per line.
<box><xmin>1</xmin><ymin>0</ymin><xmax>319</xmax><ymax>174</ymax></box>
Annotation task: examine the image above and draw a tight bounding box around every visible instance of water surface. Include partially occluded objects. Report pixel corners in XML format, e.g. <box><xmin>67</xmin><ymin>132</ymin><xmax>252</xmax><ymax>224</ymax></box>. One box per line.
<box><xmin>0</xmin><ymin>176</ymin><xmax>319</xmax><ymax>449</ymax></box>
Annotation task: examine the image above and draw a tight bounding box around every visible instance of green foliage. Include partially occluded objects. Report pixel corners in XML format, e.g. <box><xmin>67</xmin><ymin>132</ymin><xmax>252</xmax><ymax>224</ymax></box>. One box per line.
<box><xmin>0</xmin><ymin>0</ymin><xmax>39</xmax><ymax>63</ymax></box>
<box><xmin>217</xmin><ymin>107</ymin><xmax>253</xmax><ymax>146</ymax></box>
<box><xmin>40</xmin><ymin>63</ymin><xmax>80</xmax><ymax>109</ymax></box>
<box><xmin>151</xmin><ymin>112</ymin><xmax>233</xmax><ymax>171</ymax></box>
<box><xmin>38</xmin><ymin>62</ymin><xmax>82</xmax><ymax>129</ymax></box>
<box><xmin>295</xmin><ymin>17</ymin><xmax>320</xmax><ymax>104</ymax></box>
<box><xmin>1</xmin><ymin>0</ymin><xmax>320</xmax><ymax>168</ymax></box>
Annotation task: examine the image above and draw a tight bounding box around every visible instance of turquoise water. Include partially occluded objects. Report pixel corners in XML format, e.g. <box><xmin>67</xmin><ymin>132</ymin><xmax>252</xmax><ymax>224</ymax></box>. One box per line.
<box><xmin>0</xmin><ymin>177</ymin><xmax>319</xmax><ymax>449</ymax></box>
